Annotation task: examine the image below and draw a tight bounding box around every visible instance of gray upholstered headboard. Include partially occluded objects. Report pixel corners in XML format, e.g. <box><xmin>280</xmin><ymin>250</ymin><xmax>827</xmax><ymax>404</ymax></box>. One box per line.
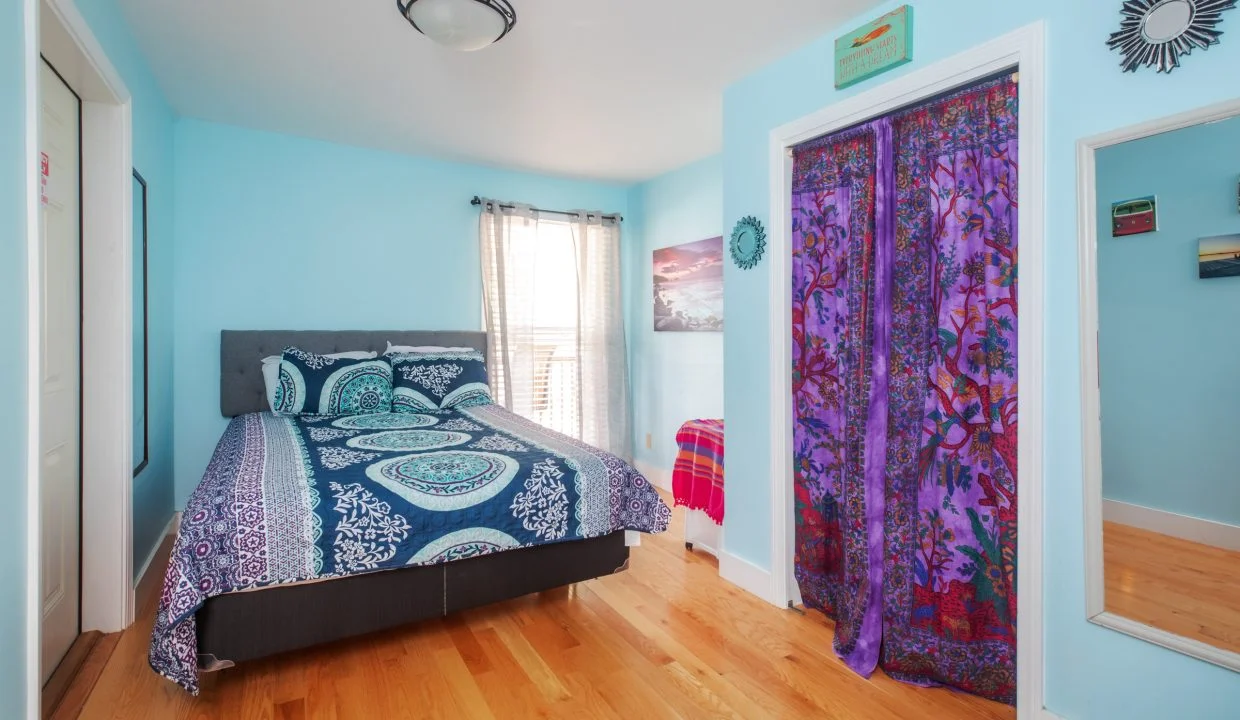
<box><xmin>220</xmin><ymin>330</ymin><xmax>489</xmax><ymax>417</ymax></box>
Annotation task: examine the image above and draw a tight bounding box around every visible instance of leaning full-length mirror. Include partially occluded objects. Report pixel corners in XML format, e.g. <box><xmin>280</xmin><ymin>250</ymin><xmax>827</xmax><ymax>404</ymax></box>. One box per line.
<box><xmin>133</xmin><ymin>169</ymin><xmax>148</xmax><ymax>476</ymax></box>
<box><xmin>1080</xmin><ymin>100</ymin><xmax>1240</xmax><ymax>670</ymax></box>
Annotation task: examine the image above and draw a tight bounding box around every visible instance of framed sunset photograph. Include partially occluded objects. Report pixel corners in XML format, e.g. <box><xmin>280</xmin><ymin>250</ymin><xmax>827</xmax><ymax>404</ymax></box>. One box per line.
<box><xmin>653</xmin><ymin>237</ymin><xmax>724</xmax><ymax>332</ymax></box>
<box><xmin>1198</xmin><ymin>234</ymin><xmax>1240</xmax><ymax>279</ymax></box>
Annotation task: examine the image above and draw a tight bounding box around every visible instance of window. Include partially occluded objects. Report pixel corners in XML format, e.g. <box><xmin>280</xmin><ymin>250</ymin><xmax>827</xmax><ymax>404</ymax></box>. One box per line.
<box><xmin>504</xmin><ymin>217</ymin><xmax>580</xmax><ymax>437</ymax></box>
<box><xmin>480</xmin><ymin>203</ymin><xmax>631</xmax><ymax>457</ymax></box>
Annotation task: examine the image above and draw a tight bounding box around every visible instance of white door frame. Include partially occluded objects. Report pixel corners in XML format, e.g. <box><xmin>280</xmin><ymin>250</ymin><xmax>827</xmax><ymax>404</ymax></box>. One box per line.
<box><xmin>765</xmin><ymin>22</ymin><xmax>1048</xmax><ymax>719</ymax></box>
<box><xmin>1077</xmin><ymin>97</ymin><xmax>1240</xmax><ymax>674</ymax></box>
<box><xmin>28</xmin><ymin>0</ymin><xmax>135</xmax><ymax>710</ymax></box>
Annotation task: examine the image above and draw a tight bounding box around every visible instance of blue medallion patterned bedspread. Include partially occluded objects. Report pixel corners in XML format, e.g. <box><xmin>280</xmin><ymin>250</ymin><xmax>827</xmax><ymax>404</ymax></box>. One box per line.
<box><xmin>149</xmin><ymin>405</ymin><xmax>670</xmax><ymax>693</ymax></box>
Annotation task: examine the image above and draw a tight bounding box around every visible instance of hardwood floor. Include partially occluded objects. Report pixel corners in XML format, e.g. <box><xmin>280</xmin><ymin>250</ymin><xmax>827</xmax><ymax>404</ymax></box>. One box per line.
<box><xmin>46</xmin><ymin>534</ymin><xmax>171</xmax><ymax>719</ymax></box>
<box><xmin>1104</xmin><ymin>520</ymin><xmax>1240</xmax><ymax>655</ymax></box>
<box><xmin>45</xmin><ymin>631</ymin><xmax>120</xmax><ymax>720</ymax></box>
<box><xmin>81</xmin><ymin>495</ymin><xmax>1013</xmax><ymax>719</ymax></box>
<box><xmin>43</xmin><ymin>631</ymin><xmax>106</xmax><ymax>719</ymax></box>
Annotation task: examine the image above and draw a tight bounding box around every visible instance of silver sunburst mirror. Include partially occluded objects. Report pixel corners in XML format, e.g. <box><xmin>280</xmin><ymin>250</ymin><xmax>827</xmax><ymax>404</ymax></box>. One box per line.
<box><xmin>1107</xmin><ymin>0</ymin><xmax>1237</xmax><ymax>73</ymax></box>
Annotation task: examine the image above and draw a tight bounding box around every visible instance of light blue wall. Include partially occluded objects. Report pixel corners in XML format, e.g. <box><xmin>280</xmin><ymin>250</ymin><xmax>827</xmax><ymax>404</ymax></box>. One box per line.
<box><xmin>625</xmin><ymin>156</ymin><xmax>724</xmax><ymax>473</ymax></box>
<box><xmin>1097</xmin><ymin>116</ymin><xmax>1240</xmax><ymax>527</ymax></box>
<box><xmin>74</xmin><ymin>0</ymin><xmax>179</xmax><ymax>577</ymax></box>
<box><xmin>722</xmin><ymin>1</ymin><xmax>1240</xmax><ymax>717</ymax></box>
<box><xmin>172</xmin><ymin>119</ymin><xmax>629</xmax><ymax>506</ymax></box>
<box><xmin>0</xmin><ymin>0</ymin><xmax>32</xmax><ymax>714</ymax></box>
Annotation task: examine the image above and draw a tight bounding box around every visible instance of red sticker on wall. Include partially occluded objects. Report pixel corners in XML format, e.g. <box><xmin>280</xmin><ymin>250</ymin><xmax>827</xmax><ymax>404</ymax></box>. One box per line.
<box><xmin>40</xmin><ymin>152</ymin><xmax>49</xmax><ymax>207</ymax></box>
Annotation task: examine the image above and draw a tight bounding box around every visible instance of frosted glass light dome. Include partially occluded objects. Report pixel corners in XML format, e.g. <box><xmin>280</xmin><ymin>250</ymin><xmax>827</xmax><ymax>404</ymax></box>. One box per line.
<box><xmin>399</xmin><ymin>0</ymin><xmax>517</xmax><ymax>52</ymax></box>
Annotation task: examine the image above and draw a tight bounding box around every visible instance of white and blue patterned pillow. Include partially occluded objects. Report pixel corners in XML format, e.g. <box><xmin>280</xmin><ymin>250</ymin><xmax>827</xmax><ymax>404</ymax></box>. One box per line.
<box><xmin>262</xmin><ymin>351</ymin><xmax>376</xmax><ymax>412</ymax></box>
<box><xmin>273</xmin><ymin>347</ymin><xmax>393</xmax><ymax>416</ymax></box>
<box><xmin>388</xmin><ymin>350</ymin><xmax>492</xmax><ymax>413</ymax></box>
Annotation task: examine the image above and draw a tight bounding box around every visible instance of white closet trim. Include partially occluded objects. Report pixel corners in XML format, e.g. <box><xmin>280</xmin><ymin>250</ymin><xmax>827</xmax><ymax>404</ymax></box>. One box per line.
<box><xmin>27</xmin><ymin>2</ymin><xmax>136</xmax><ymax>715</ymax></box>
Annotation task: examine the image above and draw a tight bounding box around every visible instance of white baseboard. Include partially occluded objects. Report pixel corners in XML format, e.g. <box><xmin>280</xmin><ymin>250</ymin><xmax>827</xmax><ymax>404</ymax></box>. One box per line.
<box><xmin>719</xmin><ymin>551</ymin><xmax>780</xmax><ymax>607</ymax></box>
<box><xmin>133</xmin><ymin>511</ymin><xmax>180</xmax><ymax>589</ymax></box>
<box><xmin>1103</xmin><ymin>499</ymin><xmax>1240</xmax><ymax>552</ymax></box>
<box><xmin>1040</xmin><ymin>710</ymin><xmax>1065</xmax><ymax>720</ymax></box>
<box><xmin>635</xmin><ymin>459</ymin><xmax>673</xmax><ymax>492</ymax></box>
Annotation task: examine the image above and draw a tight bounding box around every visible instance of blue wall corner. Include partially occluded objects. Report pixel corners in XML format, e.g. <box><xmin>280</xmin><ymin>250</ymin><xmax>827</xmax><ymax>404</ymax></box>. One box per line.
<box><xmin>73</xmin><ymin>0</ymin><xmax>180</xmax><ymax>577</ymax></box>
<box><xmin>625</xmin><ymin>155</ymin><xmax>725</xmax><ymax>476</ymax></box>
<box><xmin>170</xmin><ymin>119</ymin><xmax>630</xmax><ymax>506</ymax></box>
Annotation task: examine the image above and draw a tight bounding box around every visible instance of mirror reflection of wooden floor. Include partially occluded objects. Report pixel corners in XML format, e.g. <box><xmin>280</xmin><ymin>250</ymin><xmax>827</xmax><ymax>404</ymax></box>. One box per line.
<box><xmin>1104</xmin><ymin>521</ymin><xmax>1240</xmax><ymax>655</ymax></box>
<box><xmin>73</xmin><ymin>490</ymin><xmax>1014</xmax><ymax>720</ymax></box>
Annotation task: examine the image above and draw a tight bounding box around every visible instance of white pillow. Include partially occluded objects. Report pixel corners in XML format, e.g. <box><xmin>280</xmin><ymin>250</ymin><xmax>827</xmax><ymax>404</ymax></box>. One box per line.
<box><xmin>261</xmin><ymin>350</ymin><xmax>378</xmax><ymax>412</ymax></box>
<box><xmin>384</xmin><ymin>342</ymin><xmax>477</xmax><ymax>356</ymax></box>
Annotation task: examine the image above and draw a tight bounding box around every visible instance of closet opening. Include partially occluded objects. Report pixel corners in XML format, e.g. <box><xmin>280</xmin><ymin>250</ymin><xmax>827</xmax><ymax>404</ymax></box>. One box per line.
<box><xmin>766</xmin><ymin>23</ymin><xmax>1046</xmax><ymax>718</ymax></box>
<box><xmin>31</xmin><ymin>10</ymin><xmax>139</xmax><ymax>714</ymax></box>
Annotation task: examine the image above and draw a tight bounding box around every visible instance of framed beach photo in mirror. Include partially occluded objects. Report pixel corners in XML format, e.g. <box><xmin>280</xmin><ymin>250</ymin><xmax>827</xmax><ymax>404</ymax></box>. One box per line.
<box><xmin>1198</xmin><ymin>233</ymin><xmax>1240</xmax><ymax>278</ymax></box>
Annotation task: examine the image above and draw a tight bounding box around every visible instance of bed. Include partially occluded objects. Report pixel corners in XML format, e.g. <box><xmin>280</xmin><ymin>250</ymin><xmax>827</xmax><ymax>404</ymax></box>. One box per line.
<box><xmin>148</xmin><ymin>330</ymin><xmax>670</xmax><ymax>694</ymax></box>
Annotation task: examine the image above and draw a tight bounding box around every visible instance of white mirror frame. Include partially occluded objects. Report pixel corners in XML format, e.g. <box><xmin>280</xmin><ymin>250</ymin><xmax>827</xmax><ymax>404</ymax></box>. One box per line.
<box><xmin>1077</xmin><ymin>96</ymin><xmax>1240</xmax><ymax>673</ymax></box>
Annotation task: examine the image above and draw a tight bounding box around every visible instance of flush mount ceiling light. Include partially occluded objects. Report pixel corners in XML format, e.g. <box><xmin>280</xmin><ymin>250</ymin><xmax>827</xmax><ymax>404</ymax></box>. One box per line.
<box><xmin>396</xmin><ymin>0</ymin><xmax>517</xmax><ymax>52</ymax></box>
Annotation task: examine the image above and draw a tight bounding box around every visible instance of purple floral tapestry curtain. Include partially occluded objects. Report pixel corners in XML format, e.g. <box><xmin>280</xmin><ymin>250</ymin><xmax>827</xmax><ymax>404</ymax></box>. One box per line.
<box><xmin>792</xmin><ymin>74</ymin><xmax>1018</xmax><ymax>705</ymax></box>
<box><xmin>791</xmin><ymin>122</ymin><xmax>882</xmax><ymax>675</ymax></box>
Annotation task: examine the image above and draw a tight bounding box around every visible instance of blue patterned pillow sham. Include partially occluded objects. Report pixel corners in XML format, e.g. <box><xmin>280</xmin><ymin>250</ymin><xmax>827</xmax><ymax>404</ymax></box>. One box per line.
<box><xmin>273</xmin><ymin>347</ymin><xmax>393</xmax><ymax>416</ymax></box>
<box><xmin>388</xmin><ymin>350</ymin><xmax>492</xmax><ymax>412</ymax></box>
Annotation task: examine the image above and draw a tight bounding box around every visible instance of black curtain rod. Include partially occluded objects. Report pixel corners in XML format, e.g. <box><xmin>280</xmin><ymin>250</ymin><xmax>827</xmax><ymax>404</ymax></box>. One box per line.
<box><xmin>471</xmin><ymin>196</ymin><xmax>623</xmax><ymax>222</ymax></box>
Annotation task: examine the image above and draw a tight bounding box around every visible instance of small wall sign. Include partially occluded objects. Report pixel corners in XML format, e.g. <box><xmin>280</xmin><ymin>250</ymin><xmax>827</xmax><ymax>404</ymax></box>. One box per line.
<box><xmin>834</xmin><ymin>5</ymin><xmax>914</xmax><ymax>90</ymax></box>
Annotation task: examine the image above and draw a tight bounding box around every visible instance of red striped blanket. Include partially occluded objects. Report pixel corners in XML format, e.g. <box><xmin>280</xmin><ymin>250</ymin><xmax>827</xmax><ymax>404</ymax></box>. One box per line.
<box><xmin>672</xmin><ymin>419</ymin><xmax>724</xmax><ymax>525</ymax></box>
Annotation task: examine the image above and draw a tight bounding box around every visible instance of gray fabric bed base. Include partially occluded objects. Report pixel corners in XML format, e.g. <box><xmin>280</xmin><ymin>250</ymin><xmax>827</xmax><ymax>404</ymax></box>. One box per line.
<box><xmin>219</xmin><ymin>330</ymin><xmax>488</xmax><ymax>417</ymax></box>
<box><xmin>197</xmin><ymin>532</ymin><xmax>630</xmax><ymax>669</ymax></box>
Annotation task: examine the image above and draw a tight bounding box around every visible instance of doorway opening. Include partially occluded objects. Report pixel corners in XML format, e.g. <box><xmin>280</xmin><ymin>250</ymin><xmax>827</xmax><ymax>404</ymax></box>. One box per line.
<box><xmin>37</xmin><ymin>54</ymin><xmax>83</xmax><ymax>689</ymax></box>
<box><xmin>764</xmin><ymin>23</ymin><xmax>1047</xmax><ymax>718</ymax></box>
<box><xmin>31</xmin><ymin>0</ymin><xmax>137</xmax><ymax>711</ymax></box>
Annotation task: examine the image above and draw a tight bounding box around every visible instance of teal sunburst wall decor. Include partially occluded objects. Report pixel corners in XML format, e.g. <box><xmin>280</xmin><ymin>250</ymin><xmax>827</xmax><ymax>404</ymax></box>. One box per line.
<box><xmin>730</xmin><ymin>216</ymin><xmax>767</xmax><ymax>270</ymax></box>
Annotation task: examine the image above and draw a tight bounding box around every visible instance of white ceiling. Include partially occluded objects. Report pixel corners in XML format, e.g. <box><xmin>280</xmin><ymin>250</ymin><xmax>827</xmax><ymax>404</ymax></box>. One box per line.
<box><xmin>116</xmin><ymin>0</ymin><xmax>883</xmax><ymax>182</ymax></box>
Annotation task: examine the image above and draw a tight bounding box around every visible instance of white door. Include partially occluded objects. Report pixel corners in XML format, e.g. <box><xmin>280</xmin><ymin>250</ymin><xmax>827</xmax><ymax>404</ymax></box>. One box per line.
<box><xmin>38</xmin><ymin>59</ymin><xmax>82</xmax><ymax>684</ymax></box>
